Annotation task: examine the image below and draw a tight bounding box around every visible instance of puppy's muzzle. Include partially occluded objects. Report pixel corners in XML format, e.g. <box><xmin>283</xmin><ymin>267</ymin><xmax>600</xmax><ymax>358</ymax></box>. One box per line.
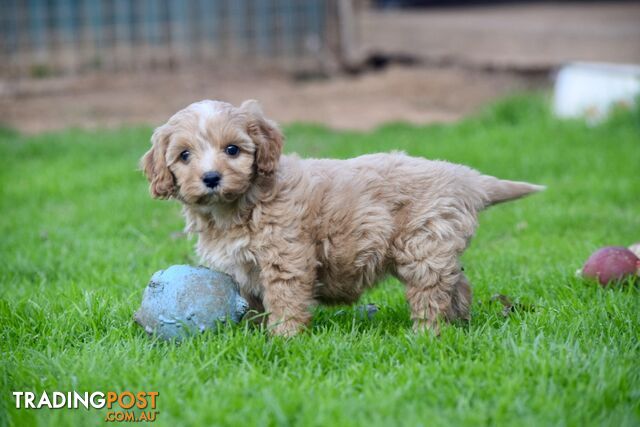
<box><xmin>202</xmin><ymin>171</ymin><xmax>221</xmax><ymax>189</ymax></box>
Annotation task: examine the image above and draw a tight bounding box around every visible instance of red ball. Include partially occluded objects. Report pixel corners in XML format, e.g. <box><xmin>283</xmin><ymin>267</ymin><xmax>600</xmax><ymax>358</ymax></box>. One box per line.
<box><xmin>582</xmin><ymin>246</ymin><xmax>639</xmax><ymax>286</ymax></box>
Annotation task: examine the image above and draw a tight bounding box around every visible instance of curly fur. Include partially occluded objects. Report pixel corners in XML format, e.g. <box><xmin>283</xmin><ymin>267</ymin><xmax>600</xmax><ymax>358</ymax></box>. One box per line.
<box><xmin>141</xmin><ymin>99</ymin><xmax>543</xmax><ymax>336</ymax></box>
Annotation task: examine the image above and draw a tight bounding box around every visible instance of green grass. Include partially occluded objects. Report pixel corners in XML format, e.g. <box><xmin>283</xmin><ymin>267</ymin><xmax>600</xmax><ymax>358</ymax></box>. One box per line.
<box><xmin>1</xmin><ymin>94</ymin><xmax>639</xmax><ymax>426</ymax></box>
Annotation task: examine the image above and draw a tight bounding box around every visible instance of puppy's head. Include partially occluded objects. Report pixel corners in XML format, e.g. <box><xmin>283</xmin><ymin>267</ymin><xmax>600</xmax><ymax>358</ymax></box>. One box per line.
<box><xmin>140</xmin><ymin>99</ymin><xmax>283</xmax><ymax>206</ymax></box>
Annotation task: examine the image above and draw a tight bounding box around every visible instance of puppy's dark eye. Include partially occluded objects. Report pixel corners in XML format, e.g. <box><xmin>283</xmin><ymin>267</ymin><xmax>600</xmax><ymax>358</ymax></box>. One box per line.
<box><xmin>179</xmin><ymin>150</ymin><xmax>190</xmax><ymax>162</ymax></box>
<box><xmin>225</xmin><ymin>145</ymin><xmax>240</xmax><ymax>156</ymax></box>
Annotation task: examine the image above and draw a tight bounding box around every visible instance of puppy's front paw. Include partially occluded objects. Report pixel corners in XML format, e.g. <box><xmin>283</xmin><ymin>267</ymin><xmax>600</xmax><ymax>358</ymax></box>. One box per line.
<box><xmin>269</xmin><ymin>318</ymin><xmax>305</xmax><ymax>338</ymax></box>
<box><xmin>412</xmin><ymin>318</ymin><xmax>441</xmax><ymax>337</ymax></box>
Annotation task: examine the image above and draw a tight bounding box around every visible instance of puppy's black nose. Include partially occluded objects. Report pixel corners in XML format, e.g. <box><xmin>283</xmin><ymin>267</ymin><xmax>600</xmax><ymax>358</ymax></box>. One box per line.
<box><xmin>202</xmin><ymin>171</ymin><xmax>221</xmax><ymax>189</ymax></box>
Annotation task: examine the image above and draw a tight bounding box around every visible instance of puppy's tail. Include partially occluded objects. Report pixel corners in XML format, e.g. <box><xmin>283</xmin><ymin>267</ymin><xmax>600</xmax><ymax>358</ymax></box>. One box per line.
<box><xmin>479</xmin><ymin>175</ymin><xmax>545</xmax><ymax>207</ymax></box>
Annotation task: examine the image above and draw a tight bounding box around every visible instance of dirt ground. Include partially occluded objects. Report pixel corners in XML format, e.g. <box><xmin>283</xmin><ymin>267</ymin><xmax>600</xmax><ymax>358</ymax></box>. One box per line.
<box><xmin>0</xmin><ymin>66</ymin><xmax>545</xmax><ymax>133</ymax></box>
<box><xmin>1</xmin><ymin>2</ymin><xmax>639</xmax><ymax>133</ymax></box>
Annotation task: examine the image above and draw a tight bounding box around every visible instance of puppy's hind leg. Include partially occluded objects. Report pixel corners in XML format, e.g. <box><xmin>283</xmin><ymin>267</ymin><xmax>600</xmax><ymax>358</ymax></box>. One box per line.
<box><xmin>393</xmin><ymin>234</ymin><xmax>466</xmax><ymax>334</ymax></box>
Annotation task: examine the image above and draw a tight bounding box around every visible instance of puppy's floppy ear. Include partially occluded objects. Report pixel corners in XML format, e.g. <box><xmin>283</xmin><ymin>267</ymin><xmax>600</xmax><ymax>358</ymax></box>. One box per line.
<box><xmin>140</xmin><ymin>124</ymin><xmax>175</xmax><ymax>199</ymax></box>
<box><xmin>240</xmin><ymin>99</ymin><xmax>283</xmax><ymax>176</ymax></box>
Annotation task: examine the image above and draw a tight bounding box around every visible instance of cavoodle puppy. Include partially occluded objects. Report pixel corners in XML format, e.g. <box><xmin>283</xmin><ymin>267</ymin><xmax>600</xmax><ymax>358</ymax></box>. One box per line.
<box><xmin>141</xmin><ymin>100</ymin><xmax>543</xmax><ymax>337</ymax></box>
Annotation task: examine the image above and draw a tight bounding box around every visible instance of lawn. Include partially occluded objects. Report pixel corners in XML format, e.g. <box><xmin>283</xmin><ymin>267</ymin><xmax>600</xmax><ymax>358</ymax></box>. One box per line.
<box><xmin>1</xmin><ymin>95</ymin><xmax>639</xmax><ymax>427</ymax></box>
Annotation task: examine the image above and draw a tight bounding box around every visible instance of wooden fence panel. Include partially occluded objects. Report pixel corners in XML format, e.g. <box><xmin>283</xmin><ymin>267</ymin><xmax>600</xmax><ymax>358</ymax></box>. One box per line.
<box><xmin>0</xmin><ymin>0</ymin><xmax>339</xmax><ymax>76</ymax></box>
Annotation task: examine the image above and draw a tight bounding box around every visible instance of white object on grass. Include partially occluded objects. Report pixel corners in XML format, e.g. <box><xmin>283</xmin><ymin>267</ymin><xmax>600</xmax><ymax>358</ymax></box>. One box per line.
<box><xmin>553</xmin><ymin>62</ymin><xmax>640</xmax><ymax>124</ymax></box>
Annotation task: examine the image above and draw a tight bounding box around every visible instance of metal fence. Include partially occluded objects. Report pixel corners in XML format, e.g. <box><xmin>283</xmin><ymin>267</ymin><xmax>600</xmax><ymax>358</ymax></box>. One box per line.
<box><xmin>0</xmin><ymin>0</ymin><xmax>349</xmax><ymax>76</ymax></box>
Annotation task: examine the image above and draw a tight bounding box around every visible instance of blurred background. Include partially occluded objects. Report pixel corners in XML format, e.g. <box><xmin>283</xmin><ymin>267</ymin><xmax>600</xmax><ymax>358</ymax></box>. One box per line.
<box><xmin>1</xmin><ymin>0</ymin><xmax>639</xmax><ymax>132</ymax></box>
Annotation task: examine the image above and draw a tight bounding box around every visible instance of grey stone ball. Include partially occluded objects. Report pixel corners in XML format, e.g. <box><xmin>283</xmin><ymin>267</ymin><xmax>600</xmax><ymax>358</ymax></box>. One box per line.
<box><xmin>134</xmin><ymin>265</ymin><xmax>248</xmax><ymax>341</ymax></box>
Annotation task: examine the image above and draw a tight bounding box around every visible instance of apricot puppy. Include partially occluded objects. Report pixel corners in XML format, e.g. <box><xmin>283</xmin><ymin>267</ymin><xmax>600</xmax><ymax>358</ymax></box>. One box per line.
<box><xmin>141</xmin><ymin>100</ymin><xmax>543</xmax><ymax>336</ymax></box>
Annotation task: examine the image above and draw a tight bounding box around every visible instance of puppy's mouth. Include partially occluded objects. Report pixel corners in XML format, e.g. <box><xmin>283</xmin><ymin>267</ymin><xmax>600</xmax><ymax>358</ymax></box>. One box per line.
<box><xmin>177</xmin><ymin>179</ymin><xmax>244</xmax><ymax>206</ymax></box>
<box><xmin>175</xmin><ymin>187</ymin><xmax>221</xmax><ymax>206</ymax></box>
<box><xmin>194</xmin><ymin>189</ymin><xmax>239</xmax><ymax>205</ymax></box>
<box><xmin>195</xmin><ymin>193</ymin><xmax>219</xmax><ymax>205</ymax></box>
